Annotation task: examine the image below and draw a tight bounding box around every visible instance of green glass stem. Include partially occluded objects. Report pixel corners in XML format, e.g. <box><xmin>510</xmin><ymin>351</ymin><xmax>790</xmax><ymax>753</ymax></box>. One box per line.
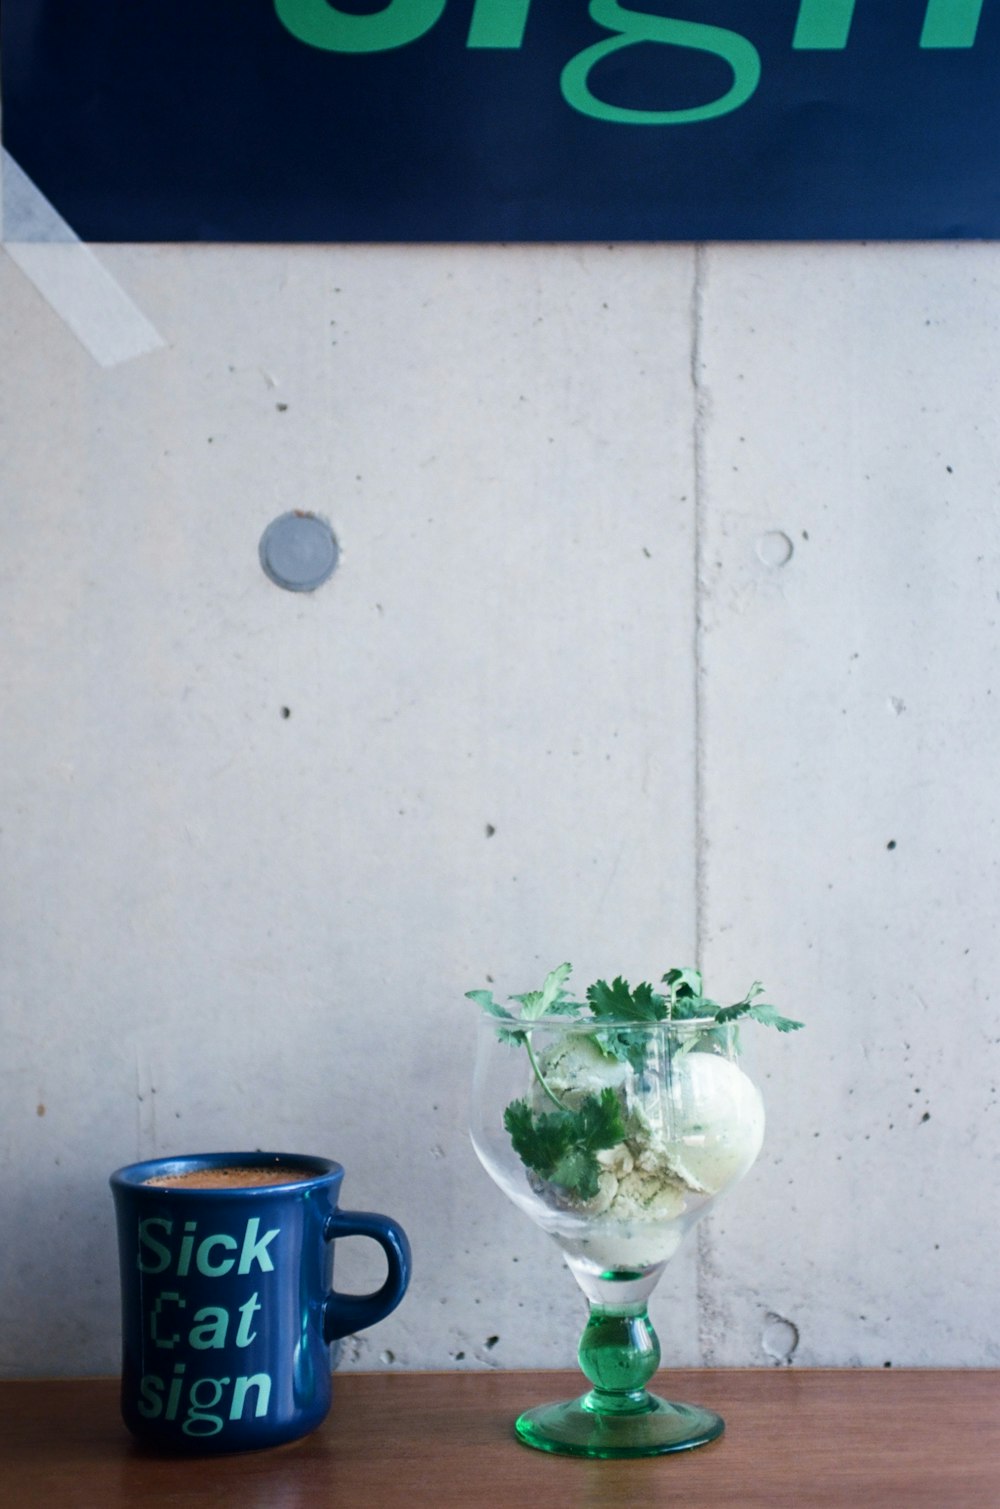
<box><xmin>514</xmin><ymin>1297</ymin><xmax>725</xmax><ymax>1457</ymax></box>
<box><xmin>578</xmin><ymin>1301</ymin><xmax>660</xmax><ymax>1412</ymax></box>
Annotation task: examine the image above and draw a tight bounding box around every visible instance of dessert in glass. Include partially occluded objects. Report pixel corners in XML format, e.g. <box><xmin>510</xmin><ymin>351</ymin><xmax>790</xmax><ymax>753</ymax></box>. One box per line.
<box><xmin>469</xmin><ymin>965</ymin><xmax>801</xmax><ymax>1457</ymax></box>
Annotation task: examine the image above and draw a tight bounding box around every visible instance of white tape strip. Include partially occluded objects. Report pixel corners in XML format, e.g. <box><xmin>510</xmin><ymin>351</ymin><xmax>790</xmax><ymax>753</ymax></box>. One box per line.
<box><xmin>1</xmin><ymin>149</ymin><xmax>165</xmax><ymax>367</ymax></box>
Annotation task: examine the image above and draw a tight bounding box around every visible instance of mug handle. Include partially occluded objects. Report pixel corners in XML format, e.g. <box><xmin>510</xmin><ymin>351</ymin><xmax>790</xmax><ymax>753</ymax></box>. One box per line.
<box><xmin>322</xmin><ymin>1208</ymin><xmax>412</xmax><ymax>1343</ymax></box>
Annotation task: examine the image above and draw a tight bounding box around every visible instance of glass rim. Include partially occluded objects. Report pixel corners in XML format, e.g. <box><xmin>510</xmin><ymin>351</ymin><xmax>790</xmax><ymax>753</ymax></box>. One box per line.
<box><xmin>480</xmin><ymin>1013</ymin><xmax>726</xmax><ymax>1032</ymax></box>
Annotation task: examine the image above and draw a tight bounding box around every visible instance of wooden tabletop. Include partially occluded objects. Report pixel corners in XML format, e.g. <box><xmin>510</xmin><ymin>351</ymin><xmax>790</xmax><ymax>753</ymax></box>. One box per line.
<box><xmin>2</xmin><ymin>1369</ymin><xmax>998</xmax><ymax>1508</ymax></box>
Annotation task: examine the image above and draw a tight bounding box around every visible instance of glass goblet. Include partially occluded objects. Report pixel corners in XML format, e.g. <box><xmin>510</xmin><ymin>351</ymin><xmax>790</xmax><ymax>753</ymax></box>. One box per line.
<box><xmin>470</xmin><ymin>1012</ymin><xmax>765</xmax><ymax>1457</ymax></box>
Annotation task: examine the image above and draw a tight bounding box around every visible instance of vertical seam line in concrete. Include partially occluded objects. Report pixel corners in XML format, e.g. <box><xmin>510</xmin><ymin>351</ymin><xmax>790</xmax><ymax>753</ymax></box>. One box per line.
<box><xmin>690</xmin><ymin>241</ymin><xmax>716</xmax><ymax>1365</ymax></box>
<box><xmin>690</xmin><ymin>243</ymin><xmax>707</xmax><ymax>970</ymax></box>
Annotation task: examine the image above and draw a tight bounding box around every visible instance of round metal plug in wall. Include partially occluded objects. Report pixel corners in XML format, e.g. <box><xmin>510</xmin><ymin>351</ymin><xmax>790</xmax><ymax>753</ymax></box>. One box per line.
<box><xmin>259</xmin><ymin>512</ymin><xmax>339</xmax><ymax>591</ymax></box>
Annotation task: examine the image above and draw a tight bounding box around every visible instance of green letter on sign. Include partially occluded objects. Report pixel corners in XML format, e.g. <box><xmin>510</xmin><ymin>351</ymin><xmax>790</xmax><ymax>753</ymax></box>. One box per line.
<box><xmin>792</xmin><ymin>0</ymin><xmax>857</xmax><ymax>49</ymax></box>
<box><xmin>561</xmin><ymin>0</ymin><xmax>760</xmax><ymax>125</ymax></box>
<box><xmin>274</xmin><ymin>0</ymin><xmax>446</xmax><ymax>53</ymax></box>
<box><xmin>920</xmin><ymin>0</ymin><xmax>984</xmax><ymax>48</ymax></box>
<box><xmin>794</xmin><ymin>0</ymin><xmax>984</xmax><ymax>50</ymax></box>
<box><xmin>467</xmin><ymin>0</ymin><xmax>533</xmax><ymax>49</ymax></box>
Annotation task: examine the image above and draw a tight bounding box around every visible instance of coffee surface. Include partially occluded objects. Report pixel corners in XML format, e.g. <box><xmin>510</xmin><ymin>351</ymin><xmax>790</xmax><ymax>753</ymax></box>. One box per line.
<box><xmin>144</xmin><ymin>1165</ymin><xmax>314</xmax><ymax>1189</ymax></box>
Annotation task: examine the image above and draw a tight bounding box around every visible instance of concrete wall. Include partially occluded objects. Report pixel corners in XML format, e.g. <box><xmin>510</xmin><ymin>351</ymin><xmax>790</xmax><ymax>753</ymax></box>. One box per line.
<box><xmin>2</xmin><ymin>234</ymin><xmax>998</xmax><ymax>1377</ymax></box>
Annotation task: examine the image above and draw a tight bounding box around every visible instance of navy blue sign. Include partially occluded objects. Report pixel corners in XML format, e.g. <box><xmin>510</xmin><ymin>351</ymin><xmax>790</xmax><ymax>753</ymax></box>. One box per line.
<box><xmin>2</xmin><ymin>1</ymin><xmax>999</xmax><ymax>241</ymax></box>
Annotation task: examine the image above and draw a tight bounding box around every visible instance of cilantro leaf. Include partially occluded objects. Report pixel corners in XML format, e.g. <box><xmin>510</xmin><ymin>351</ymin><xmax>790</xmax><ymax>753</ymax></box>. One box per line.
<box><xmin>585</xmin><ymin>976</ymin><xmax>636</xmax><ymax>1019</ymax></box>
<box><xmin>503</xmin><ymin>1099</ymin><xmax>573</xmax><ymax>1173</ymax></box>
<box><xmin>711</xmin><ymin>980</ymin><xmax>803</xmax><ymax>1032</ymax></box>
<box><xmin>548</xmin><ymin>1148</ymin><xmax>601</xmax><ymax>1197</ymax></box>
<box><xmin>502</xmin><ymin>1086</ymin><xmax>626</xmax><ymax>1201</ymax></box>
<box><xmin>663</xmin><ymin>967</ymin><xmax>704</xmax><ymax>999</ymax></box>
<box><xmin>586</xmin><ymin>976</ymin><xmax>666</xmax><ymax>1023</ymax></box>
<box><xmin>662</xmin><ymin>968</ymin><xmax>719</xmax><ymax>1021</ymax></box>
<box><xmin>510</xmin><ymin>962</ymin><xmax>576</xmax><ymax>1021</ymax></box>
<box><xmin>746</xmin><ymin>1003</ymin><xmax>804</xmax><ymax>1032</ymax></box>
<box><xmin>715</xmin><ymin>999</ymin><xmax>804</xmax><ymax>1033</ymax></box>
<box><xmin>465</xmin><ymin>988</ymin><xmax>528</xmax><ymax>1045</ymax></box>
<box><xmin>465</xmin><ymin>988</ymin><xmax>514</xmax><ymax>1021</ymax></box>
<box><xmin>575</xmin><ymin>1087</ymin><xmax>629</xmax><ymax>1149</ymax></box>
<box><xmin>586</xmin><ymin>978</ymin><xmax>667</xmax><ymax>1069</ymax></box>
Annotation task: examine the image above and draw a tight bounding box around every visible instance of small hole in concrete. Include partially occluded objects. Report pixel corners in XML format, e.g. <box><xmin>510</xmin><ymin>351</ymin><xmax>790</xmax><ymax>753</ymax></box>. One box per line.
<box><xmin>756</xmin><ymin>530</ymin><xmax>794</xmax><ymax>568</ymax></box>
<box><xmin>762</xmin><ymin>1313</ymin><xmax>799</xmax><ymax>1365</ymax></box>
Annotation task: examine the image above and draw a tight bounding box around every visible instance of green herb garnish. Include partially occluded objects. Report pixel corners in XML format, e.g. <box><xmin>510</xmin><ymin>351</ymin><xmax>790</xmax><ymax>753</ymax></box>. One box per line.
<box><xmin>468</xmin><ymin>963</ymin><xmax>802</xmax><ymax>1200</ymax></box>
<box><xmin>503</xmin><ymin>1087</ymin><xmax>626</xmax><ymax>1202</ymax></box>
<box><xmin>468</xmin><ymin>962</ymin><xmax>803</xmax><ymax>1036</ymax></box>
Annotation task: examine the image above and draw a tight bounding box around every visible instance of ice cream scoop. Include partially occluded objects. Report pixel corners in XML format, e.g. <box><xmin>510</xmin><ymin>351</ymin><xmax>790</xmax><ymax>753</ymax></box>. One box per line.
<box><xmin>654</xmin><ymin>1050</ymin><xmax>765</xmax><ymax>1194</ymax></box>
<box><xmin>534</xmin><ymin>1033</ymin><xmax>629</xmax><ymax>1105</ymax></box>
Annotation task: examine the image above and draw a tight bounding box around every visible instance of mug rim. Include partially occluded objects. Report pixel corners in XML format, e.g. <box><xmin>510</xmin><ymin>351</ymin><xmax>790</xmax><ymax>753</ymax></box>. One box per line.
<box><xmin>110</xmin><ymin>1150</ymin><xmax>343</xmax><ymax>1194</ymax></box>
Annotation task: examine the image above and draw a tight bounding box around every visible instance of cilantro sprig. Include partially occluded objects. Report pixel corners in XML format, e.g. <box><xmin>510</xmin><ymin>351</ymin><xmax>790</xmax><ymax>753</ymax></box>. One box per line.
<box><xmin>468</xmin><ymin>962</ymin><xmax>803</xmax><ymax>1036</ymax></box>
<box><xmin>503</xmin><ymin>1087</ymin><xmax>626</xmax><ymax>1203</ymax></box>
<box><xmin>467</xmin><ymin>963</ymin><xmax>802</xmax><ymax>1200</ymax></box>
<box><xmin>467</xmin><ymin>961</ymin><xmax>574</xmax><ymax>1049</ymax></box>
<box><xmin>662</xmin><ymin>969</ymin><xmax>804</xmax><ymax>1033</ymax></box>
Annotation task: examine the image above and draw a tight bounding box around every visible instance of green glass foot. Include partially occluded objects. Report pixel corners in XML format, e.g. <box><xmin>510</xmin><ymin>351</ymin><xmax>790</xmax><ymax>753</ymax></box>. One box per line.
<box><xmin>515</xmin><ymin>1392</ymin><xmax>724</xmax><ymax>1458</ymax></box>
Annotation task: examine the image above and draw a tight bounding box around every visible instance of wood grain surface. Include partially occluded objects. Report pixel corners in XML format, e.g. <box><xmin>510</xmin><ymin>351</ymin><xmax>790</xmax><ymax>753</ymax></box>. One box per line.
<box><xmin>2</xmin><ymin>1369</ymin><xmax>998</xmax><ymax>1508</ymax></box>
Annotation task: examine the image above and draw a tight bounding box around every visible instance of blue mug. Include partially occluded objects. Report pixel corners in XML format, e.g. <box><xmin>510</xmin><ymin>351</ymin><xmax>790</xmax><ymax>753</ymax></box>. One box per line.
<box><xmin>110</xmin><ymin>1151</ymin><xmax>411</xmax><ymax>1452</ymax></box>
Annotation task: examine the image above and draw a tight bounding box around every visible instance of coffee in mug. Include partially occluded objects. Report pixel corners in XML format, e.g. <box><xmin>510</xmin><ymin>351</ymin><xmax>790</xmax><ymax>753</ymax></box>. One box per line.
<box><xmin>111</xmin><ymin>1152</ymin><xmax>411</xmax><ymax>1452</ymax></box>
<box><xmin>143</xmin><ymin>1165</ymin><xmax>314</xmax><ymax>1189</ymax></box>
